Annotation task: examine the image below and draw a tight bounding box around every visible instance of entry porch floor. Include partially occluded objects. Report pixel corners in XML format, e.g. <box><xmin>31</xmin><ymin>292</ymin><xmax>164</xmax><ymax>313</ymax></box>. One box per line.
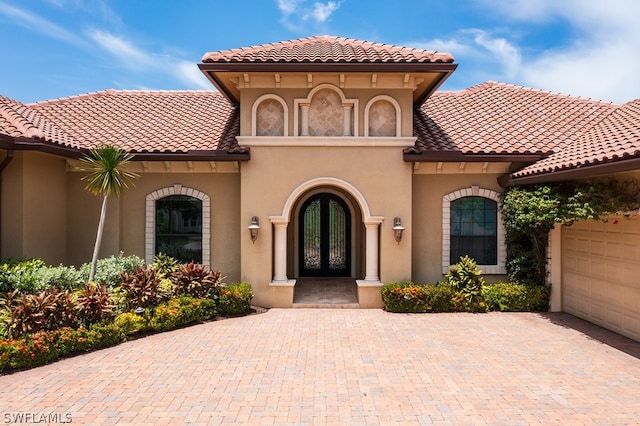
<box><xmin>293</xmin><ymin>277</ymin><xmax>358</xmax><ymax>308</ymax></box>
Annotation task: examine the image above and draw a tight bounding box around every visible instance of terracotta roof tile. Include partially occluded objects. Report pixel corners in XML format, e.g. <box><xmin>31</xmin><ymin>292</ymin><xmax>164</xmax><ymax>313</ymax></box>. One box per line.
<box><xmin>0</xmin><ymin>95</ymin><xmax>81</xmax><ymax>148</ymax></box>
<box><xmin>28</xmin><ymin>90</ymin><xmax>242</xmax><ymax>154</ymax></box>
<box><xmin>408</xmin><ymin>82</ymin><xmax>617</xmax><ymax>156</ymax></box>
<box><xmin>202</xmin><ymin>35</ymin><xmax>454</xmax><ymax>64</ymax></box>
<box><xmin>513</xmin><ymin>99</ymin><xmax>640</xmax><ymax>178</ymax></box>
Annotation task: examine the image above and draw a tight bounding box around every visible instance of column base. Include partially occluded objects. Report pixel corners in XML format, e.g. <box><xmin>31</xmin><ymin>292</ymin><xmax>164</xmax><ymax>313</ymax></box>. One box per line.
<box><xmin>356</xmin><ymin>280</ymin><xmax>384</xmax><ymax>309</ymax></box>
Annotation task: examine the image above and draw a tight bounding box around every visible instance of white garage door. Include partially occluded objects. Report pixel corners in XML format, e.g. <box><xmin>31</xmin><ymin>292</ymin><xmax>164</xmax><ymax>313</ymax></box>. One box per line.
<box><xmin>562</xmin><ymin>216</ymin><xmax>640</xmax><ymax>341</ymax></box>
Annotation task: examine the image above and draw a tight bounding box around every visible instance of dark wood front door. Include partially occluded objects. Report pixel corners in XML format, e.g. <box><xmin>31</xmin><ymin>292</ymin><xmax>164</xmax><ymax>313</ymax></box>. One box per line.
<box><xmin>299</xmin><ymin>193</ymin><xmax>351</xmax><ymax>277</ymax></box>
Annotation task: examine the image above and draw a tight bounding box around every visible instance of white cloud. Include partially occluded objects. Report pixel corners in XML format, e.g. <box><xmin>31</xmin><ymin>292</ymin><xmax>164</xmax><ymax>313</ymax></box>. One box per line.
<box><xmin>474</xmin><ymin>0</ymin><xmax>640</xmax><ymax>102</ymax></box>
<box><xmin>42</xmin><ymin>0</ymin><xmax>122</xmax><ymax>25</ymax></box>
<box><xmin>306</xmin><ymin>1</ymin><xmax>340</xmax><ymax>22</ymax></box>
<box><xmin>87</xmin><ymin>29</ymin><xmax>153</xmax><ymax>70</ymax></box>
<box><xmin>0</xmin><ymin>2</ymin><xmax>84</xmax><ymax>45</ymax></box>
<box><xmin>173</xmin><ymin>61</ymin><xmax>211</xmax><ymax>90</ymax></box>
<box><xmin>88</xmin><ymin>29</ymin><xmax>211</xmax><ymax>91</ymax></box>
<box><xmin>276</xmin><ymin>0</ymin><xmax>341</xmax><ymax>30</ymax></box>
<box><xmin>465</xmin><ymin>30</ymin><xmax>521</xmax><ymax>79</ymax></box>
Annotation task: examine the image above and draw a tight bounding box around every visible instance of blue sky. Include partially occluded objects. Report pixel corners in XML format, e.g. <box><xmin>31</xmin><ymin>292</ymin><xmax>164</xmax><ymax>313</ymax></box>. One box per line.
<box><xmin>1</xmin><ymin>0</ymin><xmax>639</xmax><ymax>104</ymax></box>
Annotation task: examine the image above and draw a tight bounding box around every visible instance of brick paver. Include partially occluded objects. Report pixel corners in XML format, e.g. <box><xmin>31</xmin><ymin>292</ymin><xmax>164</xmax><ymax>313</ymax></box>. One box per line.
<box><xmin>2</xmin><ymin>310</ymin><xmax>640</xmax><ymax>424</ymax></box>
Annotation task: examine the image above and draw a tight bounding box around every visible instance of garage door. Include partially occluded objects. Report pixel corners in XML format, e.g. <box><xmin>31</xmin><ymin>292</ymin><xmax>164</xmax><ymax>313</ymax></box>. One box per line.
<box><xmin>562</xmin><ymin>216</ymin><xmax>640</xmax><ymax>341</ymax></box>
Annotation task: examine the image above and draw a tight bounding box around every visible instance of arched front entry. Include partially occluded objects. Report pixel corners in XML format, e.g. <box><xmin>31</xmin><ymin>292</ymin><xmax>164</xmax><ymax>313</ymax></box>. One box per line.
<box><xmin>298</xmin><ymin>193</ymin><xmax>351</xmax><ymax>277</ymax></box>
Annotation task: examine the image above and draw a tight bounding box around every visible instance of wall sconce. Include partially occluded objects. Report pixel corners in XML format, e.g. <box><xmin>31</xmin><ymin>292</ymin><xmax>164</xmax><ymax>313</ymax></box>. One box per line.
<box><xmin>393</xmin><ymin>217</ymin><xmax>405</xmax><ymax>243</ymax></box>
<box><xmin>248</xmin><ymin>216</ymin><xmax>260</xmax><ymax>244</ymax></box>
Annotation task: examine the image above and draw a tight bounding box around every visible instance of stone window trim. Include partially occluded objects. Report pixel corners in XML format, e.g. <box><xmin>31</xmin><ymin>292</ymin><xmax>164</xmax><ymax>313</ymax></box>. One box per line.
<box><xmin>251</xmin><ymin>94</ymin><xmax>289</xmax><ymax>137</ymax></box>
<box><xmin>442</xmin><ymin>186</ymin><xmax>506</xmax><ymax>274</ymax></box>
<box><xmin>363</xmin><ymin>95</ymin><xmax>401</xmax><ymax>137</ymax></box>
<box><xmin>293</xmin><ymin>84</ymin><xmax>359</xmax><ymax>137</ymax></box>
<box><xmin>145</xmin><ymin>184</ymin><xmax>211</xmax><ymax>267</ymax></box>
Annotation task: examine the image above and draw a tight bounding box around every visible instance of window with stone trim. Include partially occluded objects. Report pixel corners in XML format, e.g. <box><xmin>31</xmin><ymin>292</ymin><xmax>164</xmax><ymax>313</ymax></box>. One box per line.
<box><xmin>442</xmin><ymin>187</ymin><xmax>506</xmax><ymax>274</ymax></box>
<box><xmin>145</xmin><ymin>185</ymin><xmax>210</xmax><ymax>266</ymax></box>
<box><xmin>449</xmin><ymin>196</ymin><xmax>497</xmax><ymax>265</ymax></box>
<box><xmin>155</xmin><ymin>195</ymin><xmax>203</xmax><ymax>264</ymax></box>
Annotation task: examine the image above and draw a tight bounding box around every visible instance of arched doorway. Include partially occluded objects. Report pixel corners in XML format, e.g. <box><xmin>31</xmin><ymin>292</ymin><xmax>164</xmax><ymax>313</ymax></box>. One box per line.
<box><xmin>298</xmin><ymin>193</ymin><xmax>351</xmax><ymax>277</ymax></box>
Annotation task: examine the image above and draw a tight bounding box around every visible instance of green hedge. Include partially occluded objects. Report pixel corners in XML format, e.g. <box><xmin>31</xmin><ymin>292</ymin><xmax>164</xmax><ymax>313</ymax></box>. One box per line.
<box><xmin>381</xmin><ymin>281</ymin><xmax>550</xmax><ymax>313</ymax></box>
<box><xmin>483</xmin><ymin>283</ymin><xmax>551</xmax><ymax>312</ymax></box>
<box><xmin>218</xmin><ymin>282</ymin><xmax>253</xmax><ymax>315</ymax></box>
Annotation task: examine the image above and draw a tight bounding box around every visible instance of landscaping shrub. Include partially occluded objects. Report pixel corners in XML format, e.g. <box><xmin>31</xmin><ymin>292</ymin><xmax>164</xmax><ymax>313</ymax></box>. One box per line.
<box><xmin>119</xmin><ymin>266</ymin><xmax>167</xmax><ymax>310</ymax></box>
<box><xmin>34</xmin><ymin>265</ymin><xmax>84</xmax><ymax>292</ymax></box>
<box><xmin>172</xmin><ymin>262</ymin><xmax>222</xmax><ymax>299</ymax></box>
<box><xmin>80</xmin><ymin>253</ymin><xmax>144</xmax><ymax>288</ymax></box>
<box><xmin>113</xmin><ymin>312</ymin><xmax>148</xmax><ymax>335</ymax></box>
<box><xmin>1</xmin><ymin>289</ymin><xmax>79</xmax><ymax>338</ymax></box>
<box><xmin>217</xmin><ymin>283</ymin><xmax>253</xmax><ymax>315</ymax></box>
<box><xmin>0</xmin><ymin>259</ymin><xmax>46</xmax><ymax>294</ymax></box>
<box><xmin>151</xmin><ymin>253</ymin><xmax>180</xmax><ymax>279</ymax></box>
<box><xmin>86</xmin><ymin>321</ymin><xmax>126</xmax><ymax>349</ymax></box>
<box><xmin>147</xmin><ymin>296</ymin><xmax>217</xmax><ymax>332</ymax></box>
<box><xmin>445</xmin><ymin>256</ymin><xmax>485</xmax><ymax>309</ymax></box>
<box><xmin>381</xmin><ymin>282</ymin><xmax>454</xmax><ymax>313</ymax></box>
<box><xmin>483</xmin><ymin>283</ymin><xmax>551</xmax><ymax>312</ymax></box>
<box><xmin>76</xmin><ymin>283</ymin><xmax>115</xmax><ymax>326</ymax></box>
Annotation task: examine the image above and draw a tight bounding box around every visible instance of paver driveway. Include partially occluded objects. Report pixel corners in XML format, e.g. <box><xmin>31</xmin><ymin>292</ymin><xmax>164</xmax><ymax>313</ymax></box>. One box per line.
<box><xmin>2</xmin><ymin>310</ymin><xmax>640</xmax><ymax>425</ymax></box>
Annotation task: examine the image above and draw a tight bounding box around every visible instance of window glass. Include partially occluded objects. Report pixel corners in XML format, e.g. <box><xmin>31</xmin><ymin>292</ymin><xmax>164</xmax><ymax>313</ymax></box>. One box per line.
<box><xmin>155</xmin><ymin>195</ymin><xmax>202</xmax><ymax>263</ymax></box>
<box><xmin>450</xmin><ymin>197</ymin><xmax>497</xmax><ymax>265</ymax></box>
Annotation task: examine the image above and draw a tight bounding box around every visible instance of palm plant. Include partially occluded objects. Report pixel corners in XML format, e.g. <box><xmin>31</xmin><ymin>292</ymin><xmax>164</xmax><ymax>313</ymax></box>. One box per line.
<box><xmin>80</xmin><ymin>145</ymin><xmax>139</xmax><ymax>282</ymax></box>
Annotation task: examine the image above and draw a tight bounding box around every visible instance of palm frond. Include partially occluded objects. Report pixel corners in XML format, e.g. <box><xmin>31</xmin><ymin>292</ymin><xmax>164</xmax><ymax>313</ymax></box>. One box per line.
<box><xmin>80</xmin><ymin>145</ymin><xmax>139</xmax><ymax>196</ymax></box>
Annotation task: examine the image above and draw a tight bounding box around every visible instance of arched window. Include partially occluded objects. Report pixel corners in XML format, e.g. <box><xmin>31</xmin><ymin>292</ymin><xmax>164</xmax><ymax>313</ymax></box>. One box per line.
<box><xmin>442</xmin><ymin>187</ymin><xmax>506</xmax><ymax>274</ymax></box>
<box><xmin>146</xmin><ymin>185</ymin><xmax>210</xmax><ymax>266</ymax></box>
<box><xmin>155</xmin><ymin>195</ymin><xmax>203</xmax><ymax>264</ymax></box>
<box><xmin>450</xmin><ymin>197</ymin><xmax>497</xmax><ymax>265</ymax></box>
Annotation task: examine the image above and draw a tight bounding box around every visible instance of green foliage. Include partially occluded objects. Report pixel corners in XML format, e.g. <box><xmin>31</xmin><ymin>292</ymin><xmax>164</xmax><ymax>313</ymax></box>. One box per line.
<box><xmin>445</xmin><ymin>256</ymin><xmax>485</xmax><ymax>307</ymax></box>
<box><xmin>85</xmin><ymin>321</ymin><xmax>126</xmax><ymax>350</ymax></box>
<box><xmin>76</xmin><ymin>283</ymin><xmax>115</xmax><ymax>327</ymax></box>
<box><xmin>119</xmin><ymin>266</ymin><xmax>167</xmax><ymax>309</ymax></box>
<box><xmin>172</xmin><ymin>262</ymin><xmax>222</xmax><ymax>299</ymax></box>
<box><xmin>80</xmin><ymin>252</ymin><xmax>145</xmax><ymax>288</ymax></box>
<box><xmin>34</xmin><ymin>265</ymin><xmax>84</xmax><ymax>291</ymax></box>
<box><xmin>1</xmin><ymin>289</ymin><xmax>79</xmax><ymax>339</ymax></box>
<box><xmin>79</xmin><ymin>145</ymin><xmax>138</xmax><ymax>197</ymax></box>
<box><xmin>151</xmin><ymin>253</ymin><xmax>180</xmax><ymax>279</ymax></box>
<box><xmin>483</xmin><ymin>283</ymin><xmax>551</xmax><ymax>312</ymax></box>
<box><xmin>217</xmin><ymin>283</ymin><xmax>253</xmax><ymax>315</ymax></box>
<box><xmin>0</xmin><ymin>259</ymin><xmax>46</xmax><ymax>294</ymax></box>
<box><xmin>113</xmin><ymin>312</ymin><xmax>148</xmax><ymax>335</ymax></box>
<box><xmin>147</xmin><ymin>296</ymin><xmax>217</xmax><ymax>332</ymax></box>
<box><xmin>381</xmin><ymin>282</ymin><xmax>454</xmax><ymax>313</ymax></box>
<box><xmin>500</xmin><ymin>180</ymin><xmax>640</xmax><ymax>285</ymax></box>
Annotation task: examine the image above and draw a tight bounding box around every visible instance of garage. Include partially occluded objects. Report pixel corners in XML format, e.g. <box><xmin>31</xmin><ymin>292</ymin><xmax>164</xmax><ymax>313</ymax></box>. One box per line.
<box><xmin>562</xmin><ymin>215</ymin><xmax>640</xmax><ymax>341</ymax></box>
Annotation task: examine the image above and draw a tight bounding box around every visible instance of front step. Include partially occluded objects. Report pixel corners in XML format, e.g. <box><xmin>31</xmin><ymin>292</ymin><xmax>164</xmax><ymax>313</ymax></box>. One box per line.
<box><xmin>292</xmin><ymin>302</ymin><xmax>359</xmax><ymax>309</ymax></box>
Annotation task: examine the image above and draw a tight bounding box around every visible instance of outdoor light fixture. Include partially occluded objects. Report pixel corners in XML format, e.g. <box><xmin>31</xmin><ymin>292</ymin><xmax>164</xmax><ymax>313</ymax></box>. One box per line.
<box><xmin>393</xmin><ymin>217</ymin><xmax>405</xmax><ymax>243</ymax></box>
<box><xmin>248</xmin><ymin>216</ymin><xmax>260</xmax><ymax>243</ymax></box>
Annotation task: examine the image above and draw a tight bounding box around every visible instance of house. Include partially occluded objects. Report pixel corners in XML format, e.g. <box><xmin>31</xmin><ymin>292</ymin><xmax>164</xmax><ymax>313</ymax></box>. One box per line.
<box><xmin>1</xmin><ymin>36</ymin><xmax>639</xmax><ymax>339</ymax></box>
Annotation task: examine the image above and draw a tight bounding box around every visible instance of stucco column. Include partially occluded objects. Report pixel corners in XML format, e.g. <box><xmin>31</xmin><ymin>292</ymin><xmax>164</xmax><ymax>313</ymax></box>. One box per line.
<box><xmin>272</xmin><ymin>219</ymin><xmax>289</xmax><ymax>282</ymax></box>
<box><xmin>364</xmin><ymin>220</ymin><xmax>381</xmax><ymax>281</ymax></box>
<box><xmin>300</xmin><ymin>103</ymin><xmax>310</xmax><ymax>136</ymax></box>
<box><xmin>342</xmin><ymin>104</ymin><xmax>352</xmax><ymax>136</ymax></box>
<box><xmin>548</xmin><ymin>223</ymin><xmax>562</xmax><ymax>312</ymax></box>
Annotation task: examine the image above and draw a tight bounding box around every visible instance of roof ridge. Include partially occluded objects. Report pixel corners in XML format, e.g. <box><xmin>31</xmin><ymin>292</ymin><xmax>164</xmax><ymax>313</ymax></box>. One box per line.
<box><xmin>29</xmin><ymin>89</ymin><xmax>220</xmax><ymax>106</ymax></box>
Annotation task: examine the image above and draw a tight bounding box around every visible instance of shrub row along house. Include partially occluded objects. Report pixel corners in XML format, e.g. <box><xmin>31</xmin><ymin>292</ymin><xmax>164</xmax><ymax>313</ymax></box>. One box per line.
<box><xmin>1</xmin><ymin>36</ymin><xmax>640</xmax><ymax>339</ymax></box>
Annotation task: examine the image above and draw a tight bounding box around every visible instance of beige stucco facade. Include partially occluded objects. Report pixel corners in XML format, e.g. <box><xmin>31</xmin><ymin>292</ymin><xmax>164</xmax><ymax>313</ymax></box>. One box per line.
<box><xmin>0</xmin><ymin>74</ymin><xmax>518</xmax><ymax>309</ymax></box>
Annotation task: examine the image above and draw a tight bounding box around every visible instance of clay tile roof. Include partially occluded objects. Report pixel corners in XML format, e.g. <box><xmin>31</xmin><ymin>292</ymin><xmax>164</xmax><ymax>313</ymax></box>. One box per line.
<box><xmin>408</xmin><ymin>81</ymin><xmax>617</xmax><ymax>156</ymax></box>
<box><xmin>0</xmin><ymin>95</ymin><xmax>81</xmax><ymax>148</ymax></box>
<box><xmin>513</xmin><ymin>99</ymin><xmax>640</xmax><ymax>178</ymax></box>
<box><xmin>28</xmin><ymin>90</ymin><xmax>242</xmax><ymax>154</ymax></box>
<box><xmin>202</xmin><ymin>35</ymin><xmax>454</xmax><ymax>64</ymax></box>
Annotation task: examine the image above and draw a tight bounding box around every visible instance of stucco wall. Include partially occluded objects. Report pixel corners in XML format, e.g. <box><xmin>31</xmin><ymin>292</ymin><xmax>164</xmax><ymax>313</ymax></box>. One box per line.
<box><xmin>240</xmin><ymin>145</ymin><xmax>413</xmax><ymax>307</ymax></box>
<box><xmin>412</xmin><ymin>172</ymin><xmax>507</xmax><ymax>284</ymax></box>
<box><xmin>1</xmin><ymin>152</ymin><xmax>67</xmax><ymax>265</ymax></box>
<box><xmin>239</xmin><ymin>83</ymin><xmax>414</xmax><ymax>137</ymax></box>
<box><xmin>65</xmin><ymin>170</ymin><xmax>242</xmax><ymax>282</ymax></box>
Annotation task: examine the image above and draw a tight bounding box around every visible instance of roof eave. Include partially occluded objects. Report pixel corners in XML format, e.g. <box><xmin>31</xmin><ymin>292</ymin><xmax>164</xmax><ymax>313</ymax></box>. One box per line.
<box><xmin>503</xmin><ymin>157</ymin><xmax>640</xmax><ymax>187</ymax></box>
<box><xmin>131</xmin><ymin>151</ymin><xmax>250</xmax><ymax>162</ymax></box>
<box><xmin>199</xmin><ymin>62</ymin><xmax>458</xmax><ymax>105</ymax></box>
<box><xmin>404</xmin><ymin>152</ymin><xmax>543</xmax><ymax>163</ymax></box>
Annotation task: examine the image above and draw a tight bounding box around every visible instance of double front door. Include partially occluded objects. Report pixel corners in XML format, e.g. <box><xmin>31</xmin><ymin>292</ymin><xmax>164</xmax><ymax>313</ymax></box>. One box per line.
<box><xmin>299</xmin><ymin>193</ymin><xmax>351</xmax><ymax>277</ymax></box>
